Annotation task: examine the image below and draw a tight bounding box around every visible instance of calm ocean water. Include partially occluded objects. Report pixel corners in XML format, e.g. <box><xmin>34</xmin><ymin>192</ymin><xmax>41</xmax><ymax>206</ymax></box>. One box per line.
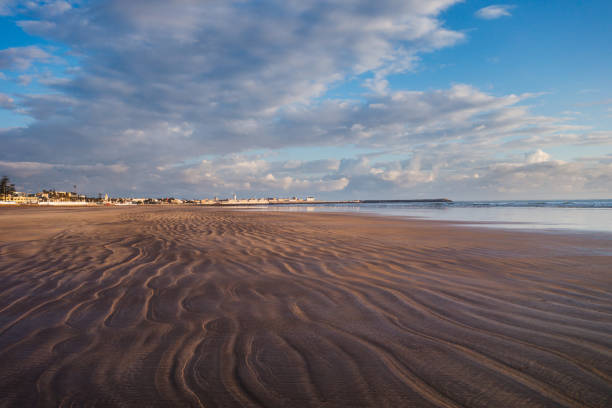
<box><xmin>252</xmin><ymin>200</ymin><xmax>612</xmax><ymax>233</ymax></box>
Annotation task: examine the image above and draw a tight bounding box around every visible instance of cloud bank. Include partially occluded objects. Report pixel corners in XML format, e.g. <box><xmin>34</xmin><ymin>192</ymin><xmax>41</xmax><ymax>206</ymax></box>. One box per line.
<box><xmin>0</xmin><ymin>0</ymin><xmax>610</xmax><ymax>199</ymax></box>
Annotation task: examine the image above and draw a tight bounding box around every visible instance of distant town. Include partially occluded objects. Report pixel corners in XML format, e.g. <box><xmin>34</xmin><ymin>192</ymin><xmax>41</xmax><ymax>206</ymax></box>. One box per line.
<box><xmin>0</xmin><ymin>178</ymin><xmax>321</xmax><ymax>206</ymax></box>
<box><xmin>0</xmin><ymin>176</ymin><xmax>451</xmax><ymax>206</ymax></box>
<box><xmin>0</xmin><ymin>176</ymin><xmax>337</xmax><ymax>206</ymax></box>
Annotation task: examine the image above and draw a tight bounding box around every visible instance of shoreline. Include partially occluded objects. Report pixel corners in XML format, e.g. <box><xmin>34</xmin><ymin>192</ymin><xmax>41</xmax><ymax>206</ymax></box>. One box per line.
<box><xmin>1</xmin><ymin>206</ymin><xmax>611</xmax><ymax>407</ymax></box>
<box><xmin>240</xmin><ymin>205</ymin><xmax>612</xmax><ymax>237</ymax></box>
<box><xmin>2</xmin><ymin>201</ymin><xmax>611</xmax><ymax>230</ymax></box>
<box><xmin>248</xmin><ymin>203</ymin><xmax>612</xmax><ymax>234</ymax></box>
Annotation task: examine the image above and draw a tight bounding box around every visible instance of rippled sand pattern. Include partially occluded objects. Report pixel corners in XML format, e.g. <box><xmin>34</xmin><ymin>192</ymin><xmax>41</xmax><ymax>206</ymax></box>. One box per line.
<box><xmin>0</xmin><ymin>207</ymin><xmax>611</xmax><ymax>407</ymax></box>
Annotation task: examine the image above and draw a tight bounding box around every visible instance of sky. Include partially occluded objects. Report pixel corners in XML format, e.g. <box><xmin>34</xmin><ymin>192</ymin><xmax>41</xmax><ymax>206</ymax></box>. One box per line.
<box><xmin>0</xmin><ymin>0</ymin><xmax>611</xmax><ymax>200</ymax></box>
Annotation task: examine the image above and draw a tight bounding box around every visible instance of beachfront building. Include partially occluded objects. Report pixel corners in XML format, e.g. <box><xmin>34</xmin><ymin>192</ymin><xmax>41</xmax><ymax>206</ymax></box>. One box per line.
<box><xmin>246</xmin><ymin>198</ymin><xmax>268</xmax><ymax>204</ymax></box>
<box><xmin>39</xmin><ymin>190</ymin><xmax>74</xmax><ymax>202</ymax></box>
<box><xmin>12</xmin><ymin>193</ymin><xmax>38</xmax><ymax>204</ymax></box>
<box><xmin>0</xmin><ymin>191</ymin><xmax>39</xmax><ymax>204</ymax></box>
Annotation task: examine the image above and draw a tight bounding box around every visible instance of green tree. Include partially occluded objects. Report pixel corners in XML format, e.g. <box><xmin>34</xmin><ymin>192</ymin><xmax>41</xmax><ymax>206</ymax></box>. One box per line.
<box><xmin>0</xmin><ymin>176</ymin><xmax>16</xmax><ymax>201</ymax></box>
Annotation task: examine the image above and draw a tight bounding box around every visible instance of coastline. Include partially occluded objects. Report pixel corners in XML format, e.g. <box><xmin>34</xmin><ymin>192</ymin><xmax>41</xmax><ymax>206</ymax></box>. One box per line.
<box><xmin>0</xmin><ymin>206</ymin><xmax>610</xmax><ymax>407</ymax></box>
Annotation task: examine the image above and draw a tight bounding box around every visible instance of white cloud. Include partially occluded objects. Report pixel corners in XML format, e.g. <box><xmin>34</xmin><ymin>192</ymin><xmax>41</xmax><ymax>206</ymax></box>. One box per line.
<box><xmin>475</xmin><ymin>5</ymin><xmax>515</xmax><ymax>20</ymax></box>
<box><xmin>468</xmin><ymin>160</ymin><xmax>612</xmax><ymax>196</ymax></box>
<box><xmin>525</xmin><ymin>149</ymin><xmax>551</xmax><ymax>164</ymax></box>
<box><xmin>37</xmin><ymin>0</ymin><xmax>72</xmax><ymax>17</ymax></box>
<box><xmin>177</xmin><ymin>154</ymin><xmax>349</xmax><ymax>194</ymax></box>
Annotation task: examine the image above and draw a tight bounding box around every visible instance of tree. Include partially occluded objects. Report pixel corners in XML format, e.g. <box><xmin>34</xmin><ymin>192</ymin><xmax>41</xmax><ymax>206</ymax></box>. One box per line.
<box><xmin>0</xmin><ymin>176</ymin><xmax>16</xmax><ymax>201</ymax></box>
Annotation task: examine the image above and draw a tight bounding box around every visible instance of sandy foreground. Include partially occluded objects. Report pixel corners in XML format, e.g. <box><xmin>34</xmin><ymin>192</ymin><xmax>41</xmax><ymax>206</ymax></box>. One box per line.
<box><xmin>0</xmin><ymin>207</ymin><xmax>610</xmax><ymax>408</ymax></box>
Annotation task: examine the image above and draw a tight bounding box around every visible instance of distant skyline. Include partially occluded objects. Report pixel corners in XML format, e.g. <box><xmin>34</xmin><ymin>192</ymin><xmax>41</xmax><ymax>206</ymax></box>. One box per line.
<box><xmin>0</xmin><ymin>0</ymin><xmax>611</xmax><ymax>200</ymax></box>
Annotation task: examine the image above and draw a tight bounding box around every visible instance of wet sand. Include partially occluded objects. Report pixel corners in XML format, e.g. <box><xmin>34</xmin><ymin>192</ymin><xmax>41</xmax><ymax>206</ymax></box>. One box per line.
<box><xmin>0</xmin><ymin>206</ymin><xmax>610</xmax><ymax>407</ymax></box>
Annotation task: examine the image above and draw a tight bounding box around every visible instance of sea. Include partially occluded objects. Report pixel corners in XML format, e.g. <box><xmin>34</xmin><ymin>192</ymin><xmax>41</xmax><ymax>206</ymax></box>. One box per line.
<box><xmin>251</xmin><ymin>200</ymin><xmax>612</xmax><ymax>234</ymax></box>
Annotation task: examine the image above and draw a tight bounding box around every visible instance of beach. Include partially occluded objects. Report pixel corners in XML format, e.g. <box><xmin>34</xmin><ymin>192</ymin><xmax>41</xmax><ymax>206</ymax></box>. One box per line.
<box><xmin>0</xmin><ymin>206</ymin><xmax>610</xmax><ymax>407</ymax></box>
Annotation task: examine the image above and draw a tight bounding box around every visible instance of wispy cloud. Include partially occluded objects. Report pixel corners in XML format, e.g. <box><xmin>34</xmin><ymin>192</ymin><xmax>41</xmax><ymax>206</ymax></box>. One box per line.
<box><xmin>0</xmin><ymin>0</ymin><xmax>72</xmax><ymax>17</ymax></box>
<box><xmin>0</xmin><ymin>93</ymin><xmax>16</xmax><ymax>109</ymax></box>
<box><xmin>475</xmin><ymin>5</ymin><xmax>516</xmax><ymax>20</ymax></box>
<box><xmin>0</xmin><ymin>46</ymin><xmax>51</xmax><ymax>70</ymax></box>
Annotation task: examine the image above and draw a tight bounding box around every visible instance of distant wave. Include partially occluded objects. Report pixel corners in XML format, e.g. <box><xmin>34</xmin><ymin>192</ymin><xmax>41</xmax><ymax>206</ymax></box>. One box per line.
<box><xmin>325</xmin><ymin>200</ymin><xmax>612</xmax><ymax>209</ymax></box>
<box><xmin>452</xmin><ymin>200</ymin><xmax>612</xmax><ymax>208</ymax></box>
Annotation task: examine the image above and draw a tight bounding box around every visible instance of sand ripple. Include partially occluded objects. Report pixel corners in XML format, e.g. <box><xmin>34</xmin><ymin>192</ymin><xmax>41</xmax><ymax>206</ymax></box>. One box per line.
<box><xmin>0</xmin><ymin>207</ymin><xmax>611</xmax><ymax>407</ymax></box>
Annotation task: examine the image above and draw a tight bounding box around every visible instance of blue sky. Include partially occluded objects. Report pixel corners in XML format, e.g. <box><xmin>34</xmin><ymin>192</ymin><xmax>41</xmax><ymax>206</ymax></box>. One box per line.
<box><xmin>0</xmin><ymin>1</ymin><xmax>611</xmax><ymax>199</ymax></box>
